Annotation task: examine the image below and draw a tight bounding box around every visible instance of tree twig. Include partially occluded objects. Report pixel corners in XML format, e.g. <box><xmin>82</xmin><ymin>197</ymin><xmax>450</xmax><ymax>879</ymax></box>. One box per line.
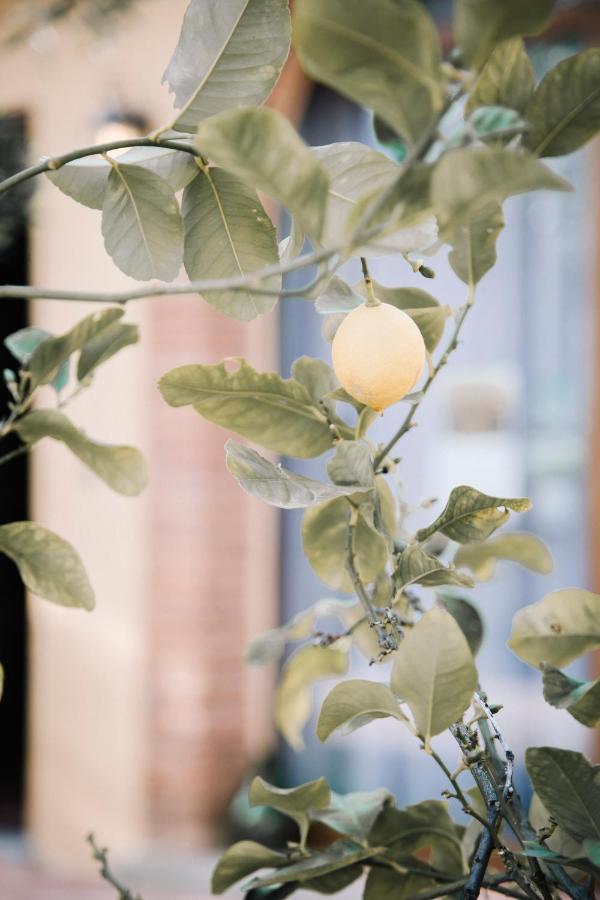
<box><xmin>87</xmin><ymin>833</ymin><xmax>142</xmax><ymax>900</ymax></box>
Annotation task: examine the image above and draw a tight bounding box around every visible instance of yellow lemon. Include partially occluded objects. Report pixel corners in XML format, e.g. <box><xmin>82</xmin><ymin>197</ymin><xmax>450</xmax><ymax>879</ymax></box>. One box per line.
<box><xmin>332</xmin><ymin>301</ymin><xmax>426</xmax><ymax>411</ymax></box>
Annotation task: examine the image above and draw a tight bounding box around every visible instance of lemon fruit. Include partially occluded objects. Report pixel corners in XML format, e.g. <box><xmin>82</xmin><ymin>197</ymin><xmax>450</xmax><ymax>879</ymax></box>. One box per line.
<box><xmin>332</xmin><ymin>301</ymin><xmax>426</xmax><ymax>411</ymax></box>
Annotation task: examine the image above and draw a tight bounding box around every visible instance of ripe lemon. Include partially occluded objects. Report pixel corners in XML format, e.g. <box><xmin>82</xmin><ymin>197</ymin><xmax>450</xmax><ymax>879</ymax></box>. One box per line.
<box><xmin>332</xmin><ymin>301</ymin><xmax>426</xmax><ymax>411</ymax></box>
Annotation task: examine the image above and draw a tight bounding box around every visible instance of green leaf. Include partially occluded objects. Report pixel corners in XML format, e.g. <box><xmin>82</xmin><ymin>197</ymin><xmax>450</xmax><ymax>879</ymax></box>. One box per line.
<box><xmin>530</xmin><ymin>793</ymin><xmax>585</xmax><ymax>866</ymax></box>
<box><xmin>225</xmin><ymin>440</ymin><xmax>369</xmax><ymax>509</ymax></box>
<box><xmin>182</xmin><ymin>167</ymin><xmax>279</xmax><ymax>321</ymax></box>
<box><xmin>290</xmin><ymin>358</ymin><xmax>353</xmax><ymax>440</ymax></box>
<box><xmin>391</xmin><ymin>606</ymin><xmax>477</xmax><ymax>740</ymax></box>
<box><xmin>163</xmin><ymin>0</ymin><xmax>290</xmax><ymax>132</ymax></box>
<box><xmin>47</xmin><ymin>147</ymin><xmax>198</xmax><ymax>209</ymax></box>
<box><xmin>526</xmin><ymin>747</ymin><xmax>600</xmax><ymax>845</ymax></box>
<box><xmin>317</xmin><ymin>679</ymin><xmax>408</xmax><ymax>741</ymax></box>
<box><xmin>541</xmin><ymin>664</ymin><xmax>600</xmax><ymax>728</ymax></box>
<box><xmin>454</xmin><ymin>532</ymin><xmax>553</xmax><ymax>581</ymax></box>
<box><xmin>27</xmin><ymin>309</ymin><xmax>125</xmax><ymax>390</ymax></box>
<box><xmin>441</xmin><ymin>595</ymin><xmax>484</xmax><ymax>657</ymax></box>
<box><xmin>395</xmin><ymin>545</ymin><xmax>475</xmax><ymax>590</ymax></box>
<box><xmin>466</xmin><ymin>39</ymin><xmax>536</xmax><ymax>115</ymax></box>
<box><xmin>416</xmin><ymin>485</ymin><xmax>532</xmax><ymax>544</ymax></box>
<box><xmin>327</xmin><ymin>441</ymin><xmax>374</xmax><ymax>490</ymax></box>
<box><xmin>0</xmin><ymin>521</ymin><xmax>94</xmax><ymax>610</ymax></box>
<box><xmin>432</xmin><ymin>148</ymin><xmax>571</xmax><ymax>236</ymax></box>
<box><xmin>196</xmin><ymin>108</ymin><xmax>328</xmax><ymax>240</ymax></box>
<box><xmin>158</xmin><ymin>358</ymin><xmax>334</xmax><ymax>458</ymax></box>
<box><xmin>315</xmin><ymin>277</ymin><xmax>364</xmax><ymax>315</ymax></box>
<box><xmin>312</xmin><ymin>789</ymin><xmax>393</xmax><ymax>841</ymax></box>
<box><xmin>248</xmin><ymin>776</ymin><xmax>330</xmax><ymax>849</ymax></box>
<box><xmin>302</xmin><ymin>498</ymin><xmax>389</xmax><ymax>592</ymax></box>
<box><xmin>447</xmin><ymin>202</ymin><xmax>504</xmax><ymax>286</ymax></box>
<box><xmin>279</xmin><ymin>219</ymin><xmax>306</xmax><ymax>263</ymax></box>
<box><xmin>369</xmin><ymin>800</ymin><xmax>464</xmax><ymax>859</ymax></box>
<box><xmin>246</xmin><ymin>598</ymin><xmax>352</xmax><ymax>666</ymax></box>
<box><xmin>312</xmin><ymin>143</ymin><xmax>437</xmax><ymax>254</ymax></box>
<box><xmin>77</xmin><ymin>319</ymin><xmax>139</xmax><ymax>382</ymax></box>
<box><xmin>212</xmin><ymin>842</ymin><xmax>288</xmax><ymax>894</ymax></box>
<box><xmin>583</xmin><ymin>838</ymin><xmax>600</xmax><ymax>867</ymax></box>
<box><xmin>246</xmin><ymin>840</ymin><xmax>374</xmax><ymax>888</ymax></box>
<box><xmin>301</xmin><ymin>864</ymin><xmax>364</xmax><ymax>894</ymax></box>
<box><xmin>102</xmin><ymin>163</ymin><xmax>183</xmax><ymax>281</ymax></box>
<box><xmin>364</xmin><ymin>869</ymin><xmax>433</xmax><ymax>900</ymax></box>
<box><xmin>5</xmin><ymin>326</ymin><xmax>69</xmax><ymax>393</ymax></box>
<box><xmin>14</xmin><ymin>409</ymin><xmax>148</xmax><ymax>497</ymax></box>
<box><xmin>525</xmin><ymin>48</ymin><xmax>600</xmax><ymax>157</ymax></box>
<box><xmin>295</xmin><ymin>0</ymin><xmax>443</xmax><ymax>148</ymax></box>
<box><xmin>508</xmin><ymin>588</ymin><xmax>600</xmax><ymax>668</ymax></box>
<box><xmin>275</xmin><ymin>645</ymin><xmax>348</xmax><ymax>751</ymax></box>
<box><xmin>454</xmin><ymin>0</ymin><xmax>554</xmax><ymax>70</ymax></box>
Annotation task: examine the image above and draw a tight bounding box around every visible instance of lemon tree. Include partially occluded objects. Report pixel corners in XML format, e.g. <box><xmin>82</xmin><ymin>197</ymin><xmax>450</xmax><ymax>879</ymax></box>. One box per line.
<box><xmin>1</xmin><ymin>1</ymin><xmax>600</xmax><ymax>899</ymax></box>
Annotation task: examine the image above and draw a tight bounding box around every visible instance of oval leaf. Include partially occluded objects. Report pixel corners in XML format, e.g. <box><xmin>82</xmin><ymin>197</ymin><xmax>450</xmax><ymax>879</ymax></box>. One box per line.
<box><xmin>541</xmin><ymin>664</ymin><xmax>600</xmax><ymax>728</ymax></box>
<box><xmin>466</xmin><ymin>38</ymin><xmax>536</xmax><ymax>116</ymax></box>
<box><xmin>454</xmin><ymin>0</ymin><xmax>554</xmax><ymax>70</ymax></box>
<box><xmin>508</xmin><ymin>589</ymin><xmax>600</xmax><ymax>669</ymax></box>
<box><xmin>454</xmin><ymin>532</ymin><xmax>553</xmax><ymax>581</ymax></box>
<box><xmin>212</xmin><ymin>842</ymin><xmax>288</xmax><ymax>895</ymax></box>
<box><xmin>395</xmin><ymin>545</ymin><xmax>475</xmax><ymax>590</ymax></box>
<box><xmin>317</xmin><ymin>679</ymin><xmax>408</xmax><ymax>742</ymax></box>
<box><xmin>526</xmin><ymin>747</ymin><xmax>600</xmax><ymax>846</ymax></box>
<box><xmin>416</xmin><ymin>485</ymin><xmax>531</xmax><ymax>544</ymax></box>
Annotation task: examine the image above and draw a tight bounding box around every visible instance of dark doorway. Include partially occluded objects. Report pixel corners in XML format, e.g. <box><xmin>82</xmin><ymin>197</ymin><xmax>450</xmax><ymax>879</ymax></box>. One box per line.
<box><xmin>0</xmin><ymin>114</ymin><xmax>29</xmax><ymax>828</ymax></box>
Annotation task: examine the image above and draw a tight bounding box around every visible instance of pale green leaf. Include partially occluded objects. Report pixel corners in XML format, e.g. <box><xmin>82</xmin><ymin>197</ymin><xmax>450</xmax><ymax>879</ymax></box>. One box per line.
<box><xmin>432</xmin><ymin>148</ymin><xmax>571</xmax><ymax>236</ymax></box>
<box><xmin>225</xmin><ymin>440</ymin><xmax>369</xmax><ymax>508</ymax></box>
<box><xmin>0</xmin><ymin>521</ymin><xmax>94</xmax><ymax>610</ymax></box>
<box><xmin>508</xmin><ymin>588</ymin><xmax>600</xmax><ymax>668</ymax></box>
<box><xmin>312</xmin><ymin>789</ymin><xmax>393</xmax><ymax>841</ymax></box>
<box><xmin>212</xmin><ymin>842</ymin><xmax>288</xmax><ymax>894</ymax></box>
<box><xmin>395</xmin><ymin>545</ymin><xmax>475</xmax><ymax>590</ymax></box>
<box><xmin>14</xmin><ymin>409</ymin><xmax>148</xmax><ymax>497</ymax></box>
<box><xmin>77</xmin><ymin>320</ymin><xmax>139</xmax><ymax>382</ymax></box>
<box><xmin>391</xmin><ymin>607</ymin><xmax>477</xmax><ymax>740</ymax></box>
<box><xmin>182</xmin><ymin>167</ymin><xmax>279</xmax><ymax>321</ymax></box>
<box><xmin>447</xmin><ymin>202</ymin><xmax>505</xmax><ymax>286</ymax></box>
<box><xmin>163</xmin><ymin>0</ymin><xmax>290</xmax><ymax>132</ymax></box>
<box><xmin>542</xmin><ymin>664</ymin><xmax>600</xmax><ymax>728</ymax></box>
<box><xmin>466</xmin><ymin>39</ymin><xmax>536</xmax><ymax>115</ymax></box>
<box><xmin>249</xmin><ymin>775</ymin><xmax>330</xmax><ymax>848</ymax></box>
<box><xmin>246</xmin><ymin>598</ymin><xmax>352</xmax><ymax>666</ymax></box>
<box><xmin>530</xmin><ymin>793</ymin><xmax>585</xmax><ymax>865</ymax></box>
<box><xmin>454</xmin><ymin>0</ymin><xmax>554</xmax><ymax>70</ymax></box>
<box><xmin>526</xmin><ymin>747</ymin><xmax>600</xmax><ymax>845</ymax></box>
<box><xmin>196</xmin><ymin>108</ymin><xmax>328</xmax><ymax>239</ymax></box>
<box><xmin>275</xmin><ymin>645</ymin><xmax>348</xmax><ymax>751</ymax></box>
<box><xmin>525</xmin><ymin>48</ymin><xmax>600</xmax><ymax>157</ymax></box>
<box><xmin>116</xmin><ymin>146</ymin><xmax>199</xmax><ymax>191</ymax></box>
<box><xmin>279</xmin><ymin>219</ymin><xmax>305</xmax><ymax>263</ymax></box>
<box><xmin>454</xmin><ymin>532</ymin><xmax>553</xmax><ymax>581</ymax></box>
<box><xmin>158</xmin><ymin>357</ymin><xmax>334</xmax><ymax>458</ymax></box>
<box><xmin>290</xmin><ymin>357</ymin><xmax>354</xmax><ymax>440</ymax></box>
<box><xmin>302</xmin><ymin>497</ymin><xmax>389</xmax><ymax>592</ymax></box>
<box><xmin>327</xmin><ymin>440</ymin><xmax>374</xmax><ymax>489</ymax></box>
<box><xmin>294</xmin><ymin>0</ymin><xmax>443</xmax><ymax>148</ymax></box>
<box><xmin>317</xmin><ymin>679</ymin><xmax>408</xmax><ymax>741</ymax></box>
<box><xmin>416</xmin><ymin>485</ymin><xmax>532</xmax><ymax>543</ymax></box>
<box><xmin>246</xmin><ymin>840</ymin><xmax>374</xmax><ymax>888</ymax></box>
<box><xmin>441</xmin><ymin>595</ymin><xmax>484</xmax><ymax>657</ymax></box>
<box><xmin>315</xmin><ymin>277</ymin><xmax>364</xmax><ymax>315</ymax></box>
<box><xmin>102</xmin><ymin>163</ymin><xmax>183</xmax><ymax>281</ymax></box>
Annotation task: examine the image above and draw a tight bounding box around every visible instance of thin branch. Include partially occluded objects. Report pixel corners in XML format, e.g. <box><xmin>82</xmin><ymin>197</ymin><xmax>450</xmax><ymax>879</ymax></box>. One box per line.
<box><xmin>407</xmin><ymin>873</ymin><xmax>521</xmax><ymax>900</ymax></box>
<box><xmin>87</xmin><ymin>833</ymin><xmax>142</xmax><ymax>900</ymax></box>
<box><xmin>425</xmin><ymin>743</ymin><xmax>493</xmax><ymax>835</ymax></box>
<box><xmin>0</xmin><ymin>444</ymin><xmax>28</xmax><ymax>467</ymax></box>
<box><xmin>373</xmin><ymin>284</ymin><xmax>475</xmax><ymax>469</ymax></box>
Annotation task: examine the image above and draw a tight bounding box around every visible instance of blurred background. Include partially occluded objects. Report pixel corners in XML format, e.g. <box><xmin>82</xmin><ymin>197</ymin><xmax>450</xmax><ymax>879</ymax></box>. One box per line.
<box><xmin>0</xmin><ymin>0</ymin><xmax>598</xmax><ymax>897</ymax></box>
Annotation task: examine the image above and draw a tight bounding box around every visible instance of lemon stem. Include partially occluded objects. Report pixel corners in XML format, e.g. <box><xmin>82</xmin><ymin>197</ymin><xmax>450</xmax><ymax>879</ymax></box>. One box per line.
<box><xmin>360</xmin><ymin>257</ymin><xmax>379</xmax><ymax>307</ymax></box>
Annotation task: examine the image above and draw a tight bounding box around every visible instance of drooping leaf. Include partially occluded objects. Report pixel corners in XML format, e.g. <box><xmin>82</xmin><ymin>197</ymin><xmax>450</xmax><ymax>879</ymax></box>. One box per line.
<box><xmin>541</xmin><ymin>664</ymin><xmax>600</xmax><ymax>728</ymax></box>
<box><xmin>441</xmin><ymin>595</ymin><xmax>484</xmax><ymax>657</ymax></box>
<box><xmin>302</xmin><ymin>497</ymin><xmax>389</xmax><ymax>592</ymax></box>
<box><xmin>77</xmin><ymin>319</ymin><xmax>139</xmax><ymax>382</ymax></box>
<box><xmin>246</xmin><ymin>840</ymin><xmax>375</xmax><ymax>889</ymax></box>
<box><xmin>5</xmin><ymin>326</ymin><xmax>69</xmax><ymax>393</ymax></box>
<box><xmin>312</xmin><ymin>789</ymin><xmax>393</xmax><ymax>841</ymax></box>
<box><xmin>454</xmin><ymin>532</ymin><xmax>553</xmax><ymax>581</ymax></box>
<box><xmin>447</xmin><ymin>202</ymin><xmax>505</xmax><ymax>286</ymax></box>
<box><xmin>0</xmin><ymin>521</ymin><xmax>94</xmax><ymax>610</ymax></box>
<box><xmin>416</xmin><ymin>485</ymin><xmax>531</xmax><ymax>543</ymax></box>
<box><xmin>395</xmin><ymin>545</ymin><xmax>475</xmax><ymax>590</ymax></box>
<box><xmin>182</xmin><ymin>167</ymin><xmax>280</xmax><ymax>321</ymax></box>
<box><xmin>26</xmin><ymin>308</ymin><xmax>125</xmax><ymax>390</ymax></box>
<box><xmin>391</xmin><ymin>606</ymin><xmax>477</xmax><ymax>740</ymax></box>
<box><xmin>163</xmin><ymin>0</ymin><xmax>291</xmax><ymax>132</ymax></box>
<box><xmin>508</xmin><ymin>588</ymin><xmax>600</xmax><ymax>668</ymax></box>
<box><xmin>102</xmin><ymin>163</ymin><xmax>183</xmax><ymax>281</ymax></box>
<box><xmin>317</xmin><ymin>679</ymin><xmax>408</xmax><ymax>741</ymax></box>
<box><xmin>225</xmin><ymin>440</ymin><xmax>369</xmax><ymax>509</ymax></box>
<box><xmin>212</xmin><ymin>842</ymin><xmax>288</xmax><ymax>894</ymax></box>
<box><xmin>369</xmin><ymin>800</ymin><xmax>464</xmax><ymax>860</ymax></box>
<box><xmin>525</xmin><ymin>49</ymin><xmax>600</xmax><ymax>157</ymax></box>
<box><xmin>275</xmin><ymin>645</ymin><xmax>349</xmax><ymax>751</ymax></box>
<box><xmin>295</xmin><ymin>0</ymin><xmax>443</xmax><ymax>148</ymax></box>
<box><xmin>196</xmin><ymin>108</ymin><xmax>328</xmax><ymax>240</ymax></box>
<box><xmin>248</xmin><ymin>776</ymin><xmax>330</xmax><ymax>848</ymax></box>
<box><xmin>327</xmin><ymin>441</ymin><xmax>374</xmax><ymax>490</ymax></box>
<box><xmin>466</xmin><ymin>38</ymin><xmax>536</xmax><ymax>115</ymax></box>
<box><xmin>432</xmin><ymin>148</ymin><xmax>571</xmax><ymax>236</ymax></box>
<box><xmin>454</xmin><ymin>0</ymin><xmax>554</xmax><ymax>70</ymax></box>
<box><xmin>526</xmin><ymin>747</ymin><xmax>600</xmax><ymax>845</ymax></box>
<box><xmin>14</xmin><ymin>410</ymin><xmax>148</xmax><ymax>497</ymax></box>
